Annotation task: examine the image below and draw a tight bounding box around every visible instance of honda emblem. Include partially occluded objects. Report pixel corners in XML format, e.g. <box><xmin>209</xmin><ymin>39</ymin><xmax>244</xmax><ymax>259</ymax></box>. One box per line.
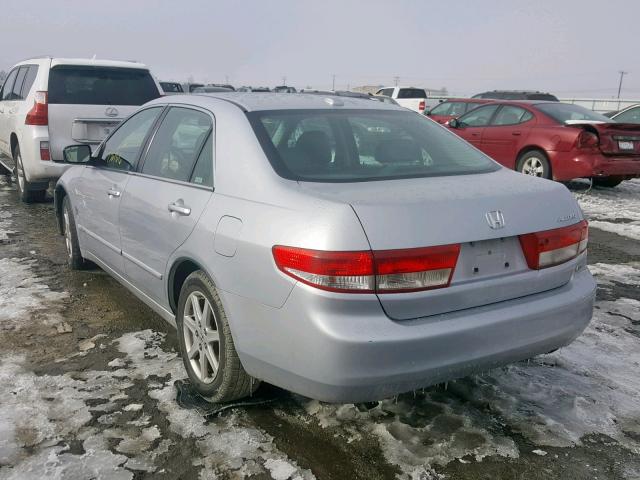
<box><xmin>485</xmin><ymin>210</ymin><xmax>505</xmax><ymax>230</ymax></box>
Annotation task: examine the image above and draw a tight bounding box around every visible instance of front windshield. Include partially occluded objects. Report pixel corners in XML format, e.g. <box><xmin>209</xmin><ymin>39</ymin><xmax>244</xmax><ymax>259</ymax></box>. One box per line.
<box><xmin>248</xmin><ymin>109</ymin><xmax>500</xmax><ymax>182</ymax></box>
<box><xmin>536</xmin><ymin>103</ymin><xmax>612</xmax><ymax>123</ymax></box>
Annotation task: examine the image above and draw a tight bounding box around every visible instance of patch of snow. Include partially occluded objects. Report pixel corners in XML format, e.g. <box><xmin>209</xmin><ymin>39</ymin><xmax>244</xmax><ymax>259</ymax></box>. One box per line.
<box><xmin>264</xmin><ymin>458</ymin><xmax>299</xmax><ymax>480</ymax></box>
<box><xmin>0</xmin><ymin>257</ymin><xmax>67</xmax><ymax>332</ymax></box>
<box><xmin>532</xmin><ymin>449</ymin><xmax>547</xmax><ymax>456</ymax></box>
<box><xmin>575</xmin><ymin>179</ymin><xmax>640</xmax><ymax>241</ymax></box>
<box><xmin>589</xmin><ymin>262</ymin><xmax>640</xmax><ymax>287</ymax></box>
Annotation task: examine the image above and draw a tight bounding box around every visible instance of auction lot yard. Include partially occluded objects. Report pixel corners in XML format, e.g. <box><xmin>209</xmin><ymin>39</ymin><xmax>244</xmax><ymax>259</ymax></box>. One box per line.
<box><xmin>0</xmin><ymin>172</ymin><xmax>639</xmax><ymax>480</ymax></box>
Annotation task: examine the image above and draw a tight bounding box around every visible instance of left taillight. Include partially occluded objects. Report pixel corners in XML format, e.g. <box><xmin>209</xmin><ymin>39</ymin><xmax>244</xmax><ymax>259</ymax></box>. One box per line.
<box><xmin>272</xmin><ymin>244</ymin><xmax>460</xmax><ymax>294</ymax></box>
<box><xmin>25</xmin><ymin>91</ymin><xmax>48</xmax><ymax>126</ymax></box>
<box><xmin>518</xmin><ymin>220</ymin><xmax>588</xmax><ymax>270</ymax></box>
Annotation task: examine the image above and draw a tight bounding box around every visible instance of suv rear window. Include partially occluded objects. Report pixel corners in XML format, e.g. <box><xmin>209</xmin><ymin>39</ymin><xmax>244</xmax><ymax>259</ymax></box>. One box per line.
<box><xmin>249</xmin><ymin>109</ymin><xmax>499</xmax><ymax>182</ymax></box>
<box><xmin>48</xmin><ymin>66</ymin><xmax>160</xmax><ymax>105</ymax></box>
<box><xmin>397</xmin><ymin>88</ymin><xmax>427</xmax><ymax>99</ymax></box>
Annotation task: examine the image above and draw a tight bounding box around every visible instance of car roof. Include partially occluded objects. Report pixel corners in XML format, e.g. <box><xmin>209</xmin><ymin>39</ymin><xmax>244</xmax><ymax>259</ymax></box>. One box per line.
<box><xmin>17</xmin><ymin>57</ymin><xmax>149</xmax><ymax>69</ymax></box>
<box><xmin>154</xmin><ymin>92</ymin><xmax>406</xmax><ymax>112</ymax></box>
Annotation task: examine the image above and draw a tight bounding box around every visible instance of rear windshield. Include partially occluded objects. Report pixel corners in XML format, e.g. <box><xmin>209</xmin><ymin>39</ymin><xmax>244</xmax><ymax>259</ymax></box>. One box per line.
<box><xmin>397</xmin><ymin>88</ymin><xmax>427</xmax><ymax>99</ymax></box>
<box><xmin>160</xmin><ymin>82</ymin><xmax>183</xmax><ymax>93</ymax></box>
<box><xmin>536</xmin><ymin>103</ymin><xmax>612</xmax><ymax>123</ymax></box>
<box><xmin>248</xmin><ymin>109</ymin><xmax>499</xmax><ymax>182</ymax></box>
<box><xmin>48</xmin><ymin>66</ymin><xmax>160</xmax><ymax>105</ymax></box>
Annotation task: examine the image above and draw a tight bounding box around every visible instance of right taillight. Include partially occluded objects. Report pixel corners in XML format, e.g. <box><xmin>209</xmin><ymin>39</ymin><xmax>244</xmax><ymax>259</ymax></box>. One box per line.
<box><xmin>25</xmin><ymin>91</ymin><xmax>48</xmax><ymax>126</ymax></box>
<box><xmin>577</xmin><ymin>130</ymin><xmax>599</xmax><ymax>149</ymax></box>
<box><xmin>519</xmin><ymin>220</ymin><xmax>588</xmax><ymax>270</ymax></box>
<box><xmin>272</xmin><ymin>244</ymin><xmax>461</xmax><ymax>294</ymax></box>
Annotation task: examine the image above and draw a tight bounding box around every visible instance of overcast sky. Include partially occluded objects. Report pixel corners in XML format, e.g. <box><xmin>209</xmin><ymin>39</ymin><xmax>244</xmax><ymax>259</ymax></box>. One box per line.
<box><xmin>1</xmin><ymin>0</ymin><xmax>638</xmax><ymax>98</ymax></box>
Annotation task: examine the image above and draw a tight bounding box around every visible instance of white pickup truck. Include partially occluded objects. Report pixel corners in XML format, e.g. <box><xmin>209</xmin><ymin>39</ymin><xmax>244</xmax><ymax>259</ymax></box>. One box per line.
<box><xmin>375</xmin><ymin>86</ymin><xmax>428</xmax><ymax>113</ymax></box>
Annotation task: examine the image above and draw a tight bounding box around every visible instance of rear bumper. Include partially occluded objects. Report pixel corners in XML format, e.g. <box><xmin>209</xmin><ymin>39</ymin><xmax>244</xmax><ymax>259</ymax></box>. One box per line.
<box><xmin>549</xmin><ymin>150</ymin><xmax>640</xmax><ymax>181</ymax></box>
<box><xmin>17</xmin><ymin>127</ymin><xmax>71</xmax><ymax>183</ymax></box>
<box><xmin>226</xmin><ymin>264</ymin><xmax>596</xmax><ymax>403</ymax></box>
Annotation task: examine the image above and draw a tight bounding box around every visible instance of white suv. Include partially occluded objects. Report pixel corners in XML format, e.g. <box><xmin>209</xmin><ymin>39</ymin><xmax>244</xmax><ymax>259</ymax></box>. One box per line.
<box><xmin>0</xmin><ymin>57</ymin><xmax>161</xmax><ymax>202</ymax></box>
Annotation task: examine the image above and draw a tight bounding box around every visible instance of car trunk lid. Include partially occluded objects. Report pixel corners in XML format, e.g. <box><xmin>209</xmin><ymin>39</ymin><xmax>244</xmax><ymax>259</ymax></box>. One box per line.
<box><xmin>568</xmin><ymin>121</ymin><xmax>640</xmax><ymax>156</ymax></box>
<box><xmin>298</xmin><ymin>169</ymin><xmax>584</xmax><ymax>320</ymax></box>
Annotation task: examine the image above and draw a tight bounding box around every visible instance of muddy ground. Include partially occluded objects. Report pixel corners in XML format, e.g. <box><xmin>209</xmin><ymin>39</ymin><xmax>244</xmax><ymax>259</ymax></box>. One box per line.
<box><xmin>0</xmin><ymin>171</ymin><xmax>639</xmax><ymax>480</ymax></box>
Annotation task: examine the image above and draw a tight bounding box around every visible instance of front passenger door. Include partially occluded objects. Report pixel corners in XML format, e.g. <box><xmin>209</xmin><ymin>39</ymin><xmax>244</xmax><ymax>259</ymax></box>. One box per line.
<box><xmin>119</xmin><ymin>106</ymin><xmax>214</xmax><ymax>306</ymax></box>
<box><xmin>75</xmin><ymin>106</ymin><xmax>163</xmax><ymax>275</ymax></box>
<box><xmin>451</xmin><ymin>104</ymin><xmax>500</xmax><ymax>150</ymax></box>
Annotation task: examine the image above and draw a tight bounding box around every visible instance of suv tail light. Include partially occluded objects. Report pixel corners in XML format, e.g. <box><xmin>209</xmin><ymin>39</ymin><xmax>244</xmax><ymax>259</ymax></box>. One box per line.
<box><xmin>272</xmin><ymin>244</ymin><xmax>460</xmax><ymax>294</ymax></box>
<box><xmin>25</xmin><ymin>91</ymin><xmax>48</xmax><ymax>126</ymax></box>
<box><xmin>577</xmin><ymin>130</ymin><xmax>599</xmax><ymax>149</ymax></box>
<box><xmin>519</xmin><ymin>220</ymin><xmax>588</xmax><ymax>270</ymax></box>
<box><xmin>419</xmin><ymin>100</ymin><xmax>426</xmax><ymax>111</ymax></box>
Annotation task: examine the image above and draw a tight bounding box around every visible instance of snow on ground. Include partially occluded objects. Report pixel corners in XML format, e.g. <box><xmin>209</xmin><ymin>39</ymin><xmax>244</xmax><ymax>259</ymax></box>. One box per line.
<box><xmin>575</xmin><ymin>179</ymin><xmax>640</xmax><ymax>240</ymax></box>
<box><xmin>0</xmin><ymin>257</ymin><xmax>67</xmax><ymax>332</ymax></box>
<box><xmin>0</xmin><ymin>183</ymin><xmax>15</xmax><ymax>240</ymax></box>
<box><xmin>0</xmin><ymin>331</ymin><xmax>315</xmax><ymax>480</ymax></box>
<box><xmin>301</xmin><ymin>262</ymin><xmax>640</xmax><ymax>479</ymax></box>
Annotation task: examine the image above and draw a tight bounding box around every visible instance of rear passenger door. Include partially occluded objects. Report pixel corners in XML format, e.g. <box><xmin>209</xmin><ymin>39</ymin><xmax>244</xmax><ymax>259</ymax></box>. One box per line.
<box><xmin>0</xmin><ymin>67</ymin><xmax>19</xmax><ymax>155</ymax></box>
<box><xmin>118</xmin><ymin>106</ymin><xmax>214</xmax><ymax>306</ymax></box>
<box><xmin>481</xmin><ymin>105</ymin><xmax>534</xmax><ymax>168</ymax></box>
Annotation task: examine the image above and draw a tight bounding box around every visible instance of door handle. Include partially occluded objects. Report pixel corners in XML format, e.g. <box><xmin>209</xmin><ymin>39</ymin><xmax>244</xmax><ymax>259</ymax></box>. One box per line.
<box><xmin>512</xmin><ymin>131</ymin><xmax>522</xmax><ymax>136</ymax></box>
<box><xmin>107</xmin><ymin>189</ymin><xmax>121</xmax><ymax>198</ymax></box>
<box><xmin>168</xmin><ymin>202</ymin><xmax>191</xmax><ymax>216</ymax></box>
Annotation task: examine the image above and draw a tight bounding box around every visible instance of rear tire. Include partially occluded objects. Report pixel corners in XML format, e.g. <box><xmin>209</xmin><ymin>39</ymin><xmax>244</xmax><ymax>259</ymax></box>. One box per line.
<box><xmin>516</xmin><ymin>150</ymin><xmax>551</xmax><ymax>179</ymax></box>
<box><xmin>592</xmin><ymin>177</ymin><xmax>623</xmax><ymax>188</ymax></box>
<box><xmin>176</xmin><ymin>270</ymin><xmax>259</xmax><ymax>402</ymax></box>
<box><xmin>14</xmin><ymin>145</ymin><xmax>46</xmax><ymax>203</ymax></box>
<box><xmin>62</xmin><ymin>196</ymin><xmax>86</xmax><ymax>270</ymax></box>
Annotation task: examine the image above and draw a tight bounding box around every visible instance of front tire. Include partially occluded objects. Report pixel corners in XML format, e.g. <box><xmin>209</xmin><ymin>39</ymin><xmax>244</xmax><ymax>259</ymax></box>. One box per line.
<box><xmin>593</xmin><ymin>177</ymin><xmax>623</xmax><ymax>188</ymax></box>
<box><xmin>62</xmin><ymin>196</ymin><xmax>86</xmax><ymax>270</ymax></box>
<box><xmin>516</xmin><ymin>150</ymin><xmax>551</xmax><ymax>179</ymax></box>
<box><xmin>14</xmin><ymin>145</ymin><xmax>46</xmax><ymax>203</ymax></box>
<box><xmin>176</xmin><ymin>271</ymin><xmax>259</xmax><ymax>402</ymax></box>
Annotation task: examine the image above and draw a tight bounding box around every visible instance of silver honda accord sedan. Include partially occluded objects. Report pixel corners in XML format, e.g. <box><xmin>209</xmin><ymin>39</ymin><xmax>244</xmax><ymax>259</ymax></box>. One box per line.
<box><xmin>54</xmin><ymin>93</ymin><xmax>596</xmax><ymax>403</ymax></box>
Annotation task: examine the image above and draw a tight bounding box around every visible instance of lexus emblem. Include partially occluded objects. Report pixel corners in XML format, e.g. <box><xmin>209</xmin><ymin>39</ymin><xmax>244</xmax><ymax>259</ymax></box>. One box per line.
<box><xmin>105</xmin><ymin>107</ymin><xmax>119</xmax><ymax>117</ymax></box>
<box><xmin>485</xmin><ymin>210</ymin><xmax>505</xmax><ymax>229</ymax></box>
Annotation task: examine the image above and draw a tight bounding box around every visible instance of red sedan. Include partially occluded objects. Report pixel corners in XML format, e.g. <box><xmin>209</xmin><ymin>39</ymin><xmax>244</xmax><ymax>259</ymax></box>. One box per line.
<box><xmin>447</xmin><ymin>101</ymin><xmax>640</xmax><ymax>187</ymax></box>
<box><xmin>425</xmin><ymin>98</ymin><xmax>492</xmax><ymax>124</ymax></box>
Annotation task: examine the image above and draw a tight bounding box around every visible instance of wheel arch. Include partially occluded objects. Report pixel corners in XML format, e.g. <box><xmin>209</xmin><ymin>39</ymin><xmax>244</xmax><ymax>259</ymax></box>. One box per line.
<box><xmin>53</xmin><ymin>184</ymin><xmax>67</xmax><ymax>234</ymax></box>
<box><xmin>10</xmin><ymin>133</ymin><xmax>19</xmax><ymax>157</ymax></box>
<box><xmin>168</xmin><ymin>257</ymin><xmax>209</xmax><ymax>314</ymax></box>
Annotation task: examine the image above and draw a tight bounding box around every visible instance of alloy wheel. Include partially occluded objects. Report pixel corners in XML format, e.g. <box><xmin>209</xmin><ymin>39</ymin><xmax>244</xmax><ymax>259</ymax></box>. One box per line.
<box><xmin>521</xmin><ymin>157</ymin><xmax>544</xmax><ymax>177</ymax></box>
<box><xmin>182</xmin><ymin>291</ymin><xmax>220</xmax><ymax>384</ymax></box>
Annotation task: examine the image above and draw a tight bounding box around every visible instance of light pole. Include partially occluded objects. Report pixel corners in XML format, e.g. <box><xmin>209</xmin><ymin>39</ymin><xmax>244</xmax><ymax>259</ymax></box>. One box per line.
<box><xmin>332</xmin><ymin>74</ymin><xmax>336</xmax><ymax>91</ymax></box>
<box><xmin>617</xmin><ymin>71</ymin><xmax>628</xmax><ymax>99</ymax></box>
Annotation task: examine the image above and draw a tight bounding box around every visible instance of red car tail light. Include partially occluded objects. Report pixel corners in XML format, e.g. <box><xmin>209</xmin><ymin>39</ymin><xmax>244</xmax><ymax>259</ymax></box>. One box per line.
<box><xmin>518</xmin><ymin>220</ymin><xmax>588</xmax><ymax>270</ymax></box>
<box><xmin>577</xmin><ymin>130</ymin><xmax>599</xmax><ymax>149</ymax></box>
<box><xmin>419</xmin><ymin>100</ymin><xmax>426</xmax><ymax>112</ymax></box>
<box><xmin>25</xmin><ymin>91</ymin><xmax>48</xmax><ymax>126</ymax></box>
<box><xmin>39</xmin><ymin>141</ymin><xmax>50</xmax><ymax>160</ymax></box>
<box><xmin>272</xmin><ymin>244</ymin><xmax>461</xmax><ymax>294</ymax></box>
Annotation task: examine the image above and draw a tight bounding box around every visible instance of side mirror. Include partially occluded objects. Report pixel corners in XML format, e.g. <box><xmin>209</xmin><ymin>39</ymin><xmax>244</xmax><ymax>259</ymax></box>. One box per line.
<box><xmin>424</xmin><ymin>109</ymin><xmax>432</xmax><ymax>116</ymax></box>
<box><xmin>63</xmin><ymin>145</ymin><xmax>92</xmax><ymax>164</ymax></box>
<box><xmin>448</xmin><ymin>118</ymin><xmax>460</xmax><ymax>128</ymax></box>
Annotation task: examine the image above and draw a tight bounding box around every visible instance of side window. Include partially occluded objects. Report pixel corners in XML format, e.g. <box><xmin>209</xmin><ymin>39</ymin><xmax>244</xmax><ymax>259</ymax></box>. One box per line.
<box><xmin>189</xmin><ymin>132</ymin><xmax>213</xmax><ymax>187</ymax></box>
<box><xmin>379</xmin><ymin>88</ymin><xmax>394</xmax><ymax>97</ymax></box>
<box><xmin>614</xmin><ymin>107</ymin><xmax>640</xmax><ymax>124</ymax></box>
<box><xmin>142</xmin><ymin>107</ymin><xmax>212</xmax><ymax>182</ymax></box>
<box><xmin>10</xmin><ymin>67</ymin><xmax>28</xmax><ymax>100</ymax></box>
<box><xmin>459</xmin><ymin>104</ymin><xmax>500</xmax><ymax>127</ymax></box>
<box><xmin>98</xmin><ymin>107</ymin><xmax>162</xmax><ymax>171</ymax></box>
<box><xmin>430</xmin><ymin>102</ymin><xmax>452</xmax><ymax>115</ymax></box>
<box><xmin>1</xmin><ymin>68</ymin><xmax>18</xmax><ymax>101</ymax></box>
<box><xmin>20</xmin><ymin>66</ymin><xmax>38</xmax><ymax>98</ymax></box>
<box><xmin>491</xmin><ymin>106</ymin><xmax>531</xmax><ymax>126</ymax></box>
